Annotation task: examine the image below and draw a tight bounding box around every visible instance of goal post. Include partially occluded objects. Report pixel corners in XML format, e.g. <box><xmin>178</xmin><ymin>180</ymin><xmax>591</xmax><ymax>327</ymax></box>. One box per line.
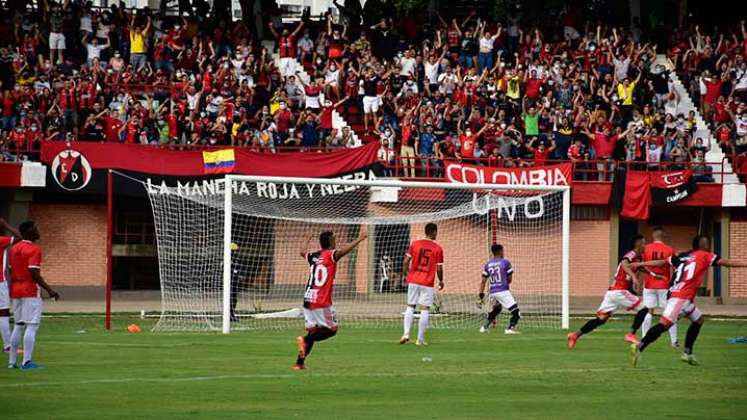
<box><xmin>147</xmin><ymin>174</ymin><xmax>571</xmax><ymax>333</ymax></box>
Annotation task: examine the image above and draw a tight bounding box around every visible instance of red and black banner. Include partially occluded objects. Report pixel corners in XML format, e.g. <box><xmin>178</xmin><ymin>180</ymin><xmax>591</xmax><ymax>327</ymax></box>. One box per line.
<box><xmin>612</xmin><ymin>169</ymin><xmax>699</xmax><ymax>221</ymax></box>
<box><xmin>39</xmin><ymin>142</ymin><xmax>382</xmax><ymax>196</ymax></box>
<box><xmin>650</xmin><ymin>170</ymin><xmax>697</xmax><ymax>205</ymax></box>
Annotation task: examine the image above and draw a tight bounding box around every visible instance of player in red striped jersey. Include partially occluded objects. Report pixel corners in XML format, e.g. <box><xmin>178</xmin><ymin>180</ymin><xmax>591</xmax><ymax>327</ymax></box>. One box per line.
<box><xmin>640</xmin><ymin>227</ymin><xmax>678</xmax><ymax>346</ymax></box>
<box><xmin>400</xmin><ymin>223</ymin><xmax>444</xmax><ymax>346</ymax></box>
<box><xmin>567</xmin><ymin>235</ymin><xmax>652</xmax><ymax>349</ymax></box>
<box><xmin>631</xmin><ymin>235</ymin><xmax>747</xmax><ymax>366</ymax></box>
<box><xmin>293</xmin><ymin>230</ymin><xmax>367</xmax><ymax>370</ymax></box>
<box><xmin>0</xmin><ymin>218</ymin><xmax>21</xmax><ymax>353</ymax></box>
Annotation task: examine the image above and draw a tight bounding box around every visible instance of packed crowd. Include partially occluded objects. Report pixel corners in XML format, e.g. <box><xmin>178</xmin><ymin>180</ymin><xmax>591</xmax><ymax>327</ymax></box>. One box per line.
<box><xmin>0</xmin><ymin>2</ymin><xmax>741</xmax><ymax>182</ymax></box>
<box><xmin>668</xmin><ymin>20</ymin><xmax>747</xmax><ymax>179</ymax></box>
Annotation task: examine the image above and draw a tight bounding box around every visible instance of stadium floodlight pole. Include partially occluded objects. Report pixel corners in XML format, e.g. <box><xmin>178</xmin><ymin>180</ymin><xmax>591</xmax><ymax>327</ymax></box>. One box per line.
<box><xmin>222</xmin><ymin>176</ymin><xmax>234</xmax><ymax>334</ymax></box>
<box><xmin>561</xmin><ymin>188</ymin><xmax>571</xmax><ymax>329</ymax></box>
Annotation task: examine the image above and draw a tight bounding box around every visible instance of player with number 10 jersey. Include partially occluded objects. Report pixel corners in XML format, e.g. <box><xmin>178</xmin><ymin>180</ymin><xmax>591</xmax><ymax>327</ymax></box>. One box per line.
<box><xmin>303</xmin><ymin>249</ymin><xmax>337</xmax><ymax>310</ymax></box>
<box><xmin>293</xmin><ymin>230</ymin><xmax>367</xmax><ymax>371</ymax></box>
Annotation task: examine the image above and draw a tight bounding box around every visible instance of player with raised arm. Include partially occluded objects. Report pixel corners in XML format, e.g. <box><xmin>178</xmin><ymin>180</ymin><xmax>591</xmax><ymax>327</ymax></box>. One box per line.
<box><xmin>400</xmin><ymin>223</ymin><xmax>444</xmax><ymax>346</ymax></box>
<box><xmin>477</xmin><ymin>244</ymin><xmax>521</xmax><ymax>334</ymax></box>
<box><xmin>567</xmin><ymin>235</ymin><xmax>651</xmax><ymax>349</ymax></box>
<box><xmin>0</xmin><ymin>218</ymin><xmax>22</xmax><ymax>353</ymax></box>
<box><xmin>631</xmin><ymin>235</ymin><xmax>747</xmax><ymax>367</ymax></box>
<box><xmin>641</xmin><ymin>227</ymin><xmax>678</xmax><ymax>347</ymax></box>
<box><xmin>8</xmin><ymin>221</ymin><xmax>60</xmax><ymax>369</ymax></box>
<box><xmin>293</xmin><ymin>230</ymin><xmax>368</xmax><ymax>370</ymax></box>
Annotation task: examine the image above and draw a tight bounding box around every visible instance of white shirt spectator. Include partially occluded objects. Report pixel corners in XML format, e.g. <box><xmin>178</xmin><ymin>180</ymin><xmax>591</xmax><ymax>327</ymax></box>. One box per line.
<box><xmin>298</xmin><ymin>36</ymin><xmax>314</xmax><ymax>55</ymax></box>
<box><xmin>86</xmin><ymin>43</ymin><xmax>106</xmax><ymax>62</ymax></box>
<box><xmin>613</xmin><ymin>57</ymin><xmax>630</xmax><ymax>80</ymax></box>
<box><xmin>647</xmin><ymin>144</ymin><xmax>662</xmax><ymax>165</ymax></box>
<box><xmin>206</xmin><ymin>95</ymin><xmax>223</xmax><ymax>114</ymax></box>
<box><xmin>736</xmin><ymin>115</ymin><xmax>747</xmax><ymax>137</ymax></box>
<box><xmin>735</xmin><ymin>67</ymin><xmax>747</xmax><ymax>91</ymax></box>
<box><xmin>325</xmin><ymin>67</ymin><xmax>340</xmax><ymax>86</ymax></box>
<box><xmin>399</xmin><ymin>56</ymin><xmax>416</xmax><ymax>77</ymax></box>
<box><xmin>80</xmin><ymin>13</ymin><xmax>93</xmax><ymax>33</ymax></box>
<box><xmin>239</xmin><ymin>72</ymin><xmax>255</xmax><ymax>88</ymax></box>
<box><xmin>437</xmin><ymin>73</ymin><xmax>458</xmax><ymax>94</ymax></box>
<box><xmin>664</xmin><ymin>97</ymin><xmax>679</xmax><ymax>116</ymax></box>
<box><xmin>186</xmin><ymin>92</ymin><xmax>200</xmax><ymax>112</ymax></box>
<box><xmin>479</xmin><ymin>37</ymin><xmax>495</xmax><ymax>52</ymax></box>
<box><xmin>33</xmin><ymin>79</ymin><xmax>51</xmax><ymax>91</ymax></box>
<box><xmin>231</xmin><ymin>58</ymin><xmax>244</xmax><ymax>72</ymax></box>
<box><xmin>96</xmin><ymin>23</ymin><xmax>110</xmax><ymax>40</ymax></box>
<box><xmin>400</xmin><ymin>80</ymin><xmax>419</xmax><ymax>95</ymax></box>
<box><xmin>424</xmin><ymin>61</ymin><xmax>440</xmax><ymax>85</ymax></box>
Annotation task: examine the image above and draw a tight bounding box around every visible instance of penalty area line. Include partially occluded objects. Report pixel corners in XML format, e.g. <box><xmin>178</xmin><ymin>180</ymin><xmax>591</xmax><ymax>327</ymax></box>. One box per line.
<box><xmin>8</xmin><ymin>366</ymin><xmax>745</xmax><ymax>388</ymax></box>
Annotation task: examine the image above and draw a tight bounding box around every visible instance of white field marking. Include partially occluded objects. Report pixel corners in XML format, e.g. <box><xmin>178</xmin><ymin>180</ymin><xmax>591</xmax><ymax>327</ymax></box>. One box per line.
<box><xmin>7</xmin><ymin>366</ymin><xmax>747</xmax><ymax>388</ymax></box>
<box><xmin>44</xmin><ymin>340</ymin><xmax>196</xmax><ymax>348</ymax></box>
<box><xmin>37</xmin><ymin>314</ymin><xmax>747</xmax><ymax>322</ymax></box>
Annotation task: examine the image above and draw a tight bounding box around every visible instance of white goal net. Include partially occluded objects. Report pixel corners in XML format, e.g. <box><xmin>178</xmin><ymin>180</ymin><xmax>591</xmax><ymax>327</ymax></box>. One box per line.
<box><xmin>146</xmin><ymin>175</ymin><xmax>570</xmax><ymax>332</ymax></box>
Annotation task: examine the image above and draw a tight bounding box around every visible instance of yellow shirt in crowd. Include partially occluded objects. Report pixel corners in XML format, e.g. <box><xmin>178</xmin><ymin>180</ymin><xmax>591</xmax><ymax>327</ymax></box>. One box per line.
<box><xmin>130</xmin><ymin>30</ymin><xmax>146</xmax><ymax>54</ymax></box>
<box><xmin>617</xmin><ymin>82</ymin><xmax>635</xmax><ymax>106</ymax></box>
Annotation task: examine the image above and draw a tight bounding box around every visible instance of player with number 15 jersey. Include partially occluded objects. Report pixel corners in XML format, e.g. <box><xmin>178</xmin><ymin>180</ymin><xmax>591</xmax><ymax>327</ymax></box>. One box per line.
<box><xmin>400</xmin><ymin>223</ymin><xmax>444</xmax><ymax>346</ymax></box>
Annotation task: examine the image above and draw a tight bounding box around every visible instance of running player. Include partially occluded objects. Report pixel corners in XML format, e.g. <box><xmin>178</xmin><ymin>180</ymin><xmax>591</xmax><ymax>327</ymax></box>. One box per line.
<box><xmin>641</xmin><ymin>226</ymin><xmax>678</xmax><ymax>346</ymax></box>
<box><xmin>567</xmin><ymin>235</ymin><xmax>651</xmax><ymax>349</ymax></box>
<box><xmin>477</xmin><ymin>244</ymin><xmax>521</xmax><ymax>334</ymax></box>
<box><xmin>0</xmin><ymin>218</ymin><xmax>21</xmax><ymax>353</ymax></box>
<box><xmin>293</xmin><ymin>230</ymin><xmax>367</xmax><ymax>370</ymax></box>
<box><xmin>631</xmin><ymin>235</ymin><xmax>747</xmax><ymax>366</ymax></box>
<box><xmin>8</xmin><ymin>221</ymin><xmax>60</xmax><ymax>369</ymax></box>
<box><xmin>400</xmin><ymin>223</ymin><xmax>444</xmax><ymax>346</ymax></box>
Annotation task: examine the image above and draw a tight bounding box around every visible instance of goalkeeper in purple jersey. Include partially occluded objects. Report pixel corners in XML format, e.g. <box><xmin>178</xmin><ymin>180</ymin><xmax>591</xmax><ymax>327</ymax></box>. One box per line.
<box><xmin>477</xmin><ymin>244</ymin><xmax>521</xmax><ymax>334</ymax></box>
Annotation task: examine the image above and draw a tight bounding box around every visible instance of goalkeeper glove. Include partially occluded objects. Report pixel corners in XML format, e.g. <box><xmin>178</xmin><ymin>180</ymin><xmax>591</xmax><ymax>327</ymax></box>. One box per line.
<box><xmin>476</xmin><ymin>292</ymin><xmax>485</xmax><ymax>309</ymax></box>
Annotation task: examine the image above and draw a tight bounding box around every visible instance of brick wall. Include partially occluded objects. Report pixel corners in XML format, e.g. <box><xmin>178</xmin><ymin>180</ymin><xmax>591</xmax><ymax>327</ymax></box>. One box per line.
<box><xmin>638</xmin><ymin>224</ymin><xmax>696</xmax><ymax>255</ymax></box>
<box><xmin>569</xmin><ymin>220</ymin><xmax>611</xmax><ymax>296</ymax></box>
<box><xmin>27</xmin><ymin>203</ymin><xmax>107</xmax><ymax>287</ymax></box>
<box><xmin>25</xmin><ymin>202</ymin><xmax>615</xmax><ymax>298</ymax></box>
<box><xmin>270</xmin><ymin>214</ymin><xmax>611</xmax><ymax>298</ymax></box>
<box><xmin>729</xmin><ymin>221</ymin><xmax>747</xmax><ymax>298</ymax></box>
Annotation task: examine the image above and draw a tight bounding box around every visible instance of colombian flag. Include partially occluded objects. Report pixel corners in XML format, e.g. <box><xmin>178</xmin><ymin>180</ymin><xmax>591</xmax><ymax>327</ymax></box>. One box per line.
<box><xmin>202</xmin><ymin>149</ymin><xmax>236</xmax><ymax>174</ymax></box>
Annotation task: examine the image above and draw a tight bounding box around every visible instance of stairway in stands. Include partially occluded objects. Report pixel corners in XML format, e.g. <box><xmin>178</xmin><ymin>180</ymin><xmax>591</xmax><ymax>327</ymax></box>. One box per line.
<box><xmin>262</xmin><ymin>40</ymin><xmax>365</xmax><ymax>147</ymax></box>
<box><xmin>657</xmin><ymin>55</ymin><xmax>740</xmax><ymax>184</ymax></box>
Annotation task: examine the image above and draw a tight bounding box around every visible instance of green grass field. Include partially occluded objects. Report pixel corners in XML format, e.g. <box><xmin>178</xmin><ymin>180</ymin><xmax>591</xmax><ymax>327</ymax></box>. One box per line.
<box><xmin>2</xmin><ymin>315</ymin><xmax>747</xmax><ymax>419</ymax></box>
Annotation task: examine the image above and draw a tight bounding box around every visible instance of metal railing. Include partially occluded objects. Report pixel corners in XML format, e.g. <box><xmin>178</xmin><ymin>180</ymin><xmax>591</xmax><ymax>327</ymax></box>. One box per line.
<box><xmin>3</xmin><ymin>139</ymin><xmax>743</xmax><ymax>184</ymax></box>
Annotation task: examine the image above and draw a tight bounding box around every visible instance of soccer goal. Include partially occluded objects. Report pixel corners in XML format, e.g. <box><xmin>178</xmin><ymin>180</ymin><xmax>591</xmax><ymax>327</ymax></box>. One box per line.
<box><xmin>146</xmin><ymin>175</ymin><xmax>570</xmax><ymax>333</ymax></box>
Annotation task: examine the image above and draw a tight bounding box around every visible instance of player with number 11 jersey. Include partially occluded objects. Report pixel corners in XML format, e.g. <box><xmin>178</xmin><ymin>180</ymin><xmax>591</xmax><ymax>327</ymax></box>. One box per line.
<box><xmin>631</xmin><ymin>235</ymin><xmax>747</xmax><ymax>367</ymax></box>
